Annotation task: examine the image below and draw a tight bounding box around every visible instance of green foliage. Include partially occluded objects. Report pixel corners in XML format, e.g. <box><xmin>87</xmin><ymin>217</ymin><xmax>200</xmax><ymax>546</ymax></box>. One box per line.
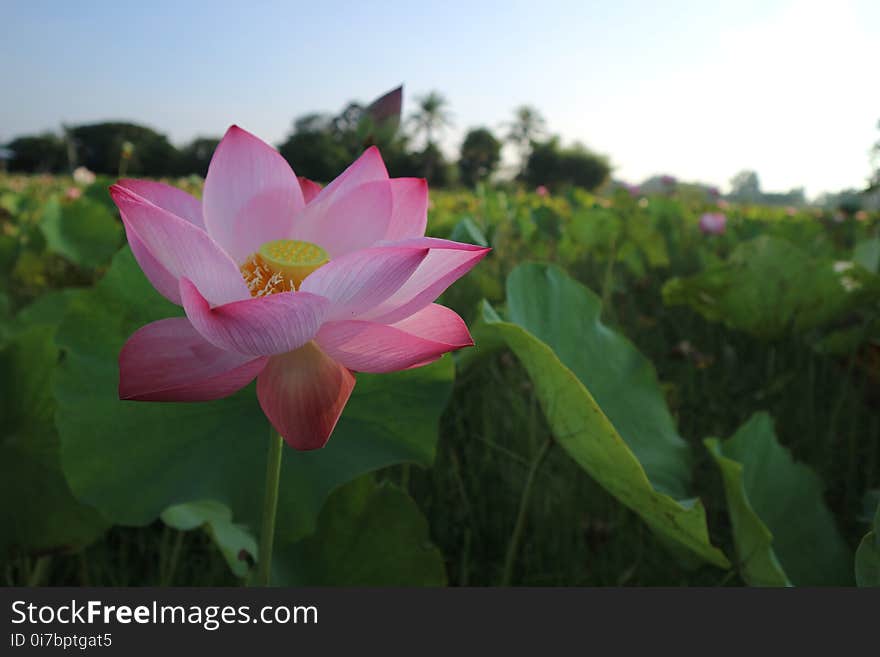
<box><xmin>706</xmin><ymin>413</ymin><xmax>852</xmax><ymax>586</ymax></box>
<box><xmin>459</xmin><ymin>128</ymin><xmax>502</xmax><ymax>188</ymax></box>
<box><xmin>160</xmin><ymin>501</ymin><xmax>257</xmax><ymax>578</ymax></box>
<box><xmin>69</xmin><ymin>122</ymin><xmax>179</xmax><ymax>176</ymax></box>
<box><xmin>409</xmin><ymin>91</ymin><xmax>453</xmax><ymax>148</ymax></box>
<box><xmin>5</xmin><ymin>134</ymin><xmax>68</xmax><ymax>173</ymax></box>
<box><xmin>662</xmin><ymin>235</ymin><xmax>879</xmax><ymax>339</ymax></box>
<box><xmin>40</xmin><ymin>196</ymin><xmax>123</xmax><ymax>268</ymax></box>
<box><xmin>854</xmin><ymin>237</ymin><xmax>880</xmax><ymax>273</ymax></box>
<box><xmin>449</xmin><ymin>216</ymin><xmax>489</xmax><ymax>247</ymax></box>
<box><xmin>3</xmin><ymin>170</ymin><xmax>880</xmax><ymax>586</ymax></box>
<box><xmin>176</xmin><ymin>137</ymin><xmax>220</xmax><ymax>177</ymax></box>
<box><xmin>523</xmin><ymin>137</ymin><xmax>611</xmax><ymax>191</ymax></box>
<box><xmin>276</xmin><ymin>477</ymin><xmax>447</xmax><ymax>586</ymax></box>
<box><xmin>855</xmin><ymin>501</ymin><xmax>880</xmax><ymax>586</ymax></box>
<box><xmin>278</xmin><ymin>129</ymin><xmax>351</xmax><ymax>182</ymax></box>
<box><xmin>464</xmin><ymin>263</ymin><xmax>729</xmax><ymax>567</ymax></box>
<box><xmin>0</xmin><ymin>326</ymin><xmax>107</xmax><ymax>557</ymax></box>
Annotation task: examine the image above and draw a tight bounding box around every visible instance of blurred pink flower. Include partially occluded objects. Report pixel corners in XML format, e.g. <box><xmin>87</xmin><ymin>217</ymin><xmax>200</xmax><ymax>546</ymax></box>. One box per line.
<box><xmin>699</xmin><ymin>212</ymin><xmax>726</xmax><ymax>235</ymax></box>
<box><xmin>65</xmin><ymin>187</ymin><xmax>82</xmax><ymax>200</ymax></box>
<box><xmin>73</xmin><ymin>166</ymin><xmax>96</xmax><ymax>185</ymax></box>
<box><xmin>535</xmin><ymin>185</ymin><xmax>549</xmax><ymax>197</ymax></box>
<box><xmin>111</xmin><ymin>126</ymin><xmax>488</xmax><ymax>450</ymax></box>
<box><xmin>855</xmin><ymin>210</ymin><xmax>868</xmax><ymax>222</ymax></box>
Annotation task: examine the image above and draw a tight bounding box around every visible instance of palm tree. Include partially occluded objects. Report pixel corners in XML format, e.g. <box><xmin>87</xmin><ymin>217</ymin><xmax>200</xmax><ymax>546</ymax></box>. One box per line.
<box><xmin>409</xmin><ymin>92</ymin><xmax>453</xmax><ymax>147</ymax></box>
<box><xmin>504</xmin><ymin>105</ymin><xmax>546</xmax><ymax>173</ymax></box>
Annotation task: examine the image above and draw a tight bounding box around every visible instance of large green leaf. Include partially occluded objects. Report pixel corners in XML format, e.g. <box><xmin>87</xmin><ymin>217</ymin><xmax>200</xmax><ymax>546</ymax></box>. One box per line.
<box><xmin>40</xmin><ymin>196</ymin><xmax>123</xmax><ymax>268</ymax></box>
<box><xmin>707</xmin><ymin>413</ymin><xmax>852</xmax><ymax>586</ymax></box>
<box><xmin>854</xmin><ymin>238</ymin><xmax>880</xmax><ymax>273</ymax></box>
<box><xmin>662</xmin><ymin>235</ymin><xmax>876</xmax><ymax>339</ymax></box>
<box><xmin>464</xmin><ymin>263</ymin><xmax>729</xmax><ymax>568</ymax></box>
<box><xmin>55</xmin><ymin>247</ymin><xmax>454</xmax><ymax>545</ymax></box>
<box><xmin>449</xmin><ymin>216</ymin><xmax>489</xmax><ymax>247</ymax></box>
<box><xmin>275</xmin><ymin>477</ymin><xmax>447</xmax><ymax>585</ymax></box>
<box><xmin>160</xmin><ymin>501</ymin><xmax>257</xmax><ymax>578</ymax></box>
<box><xmin>0</xmin><ymin>326</ymin><xmax>107</xmax><ymax>556</ymax></box>
<box><xmin>855</xmin><ymin>502</ymin><xmax>880</xmax><ymax>587</ymax></box>
<box><xmin>506</xmin><ymin>262</ymin><xmax>692</xmax><ymax>497</ymax></box>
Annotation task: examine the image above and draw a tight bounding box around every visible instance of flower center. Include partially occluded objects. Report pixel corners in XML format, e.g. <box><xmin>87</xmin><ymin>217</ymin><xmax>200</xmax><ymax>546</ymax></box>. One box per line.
<box><xmin>240</xmin><ymin>239</ymin><xmax>329</xmax><ymax>296</ymax></box>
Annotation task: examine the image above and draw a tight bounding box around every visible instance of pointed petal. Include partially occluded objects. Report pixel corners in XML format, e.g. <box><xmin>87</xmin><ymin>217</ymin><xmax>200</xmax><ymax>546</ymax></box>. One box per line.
<box><xmin>125</xmin><ymin>226</ymin><xmax>184</xmax><ymax>305</ymax></box>
<box><xmin>111</xmin><ymin>184</ymin><xmax>250</xmax><ymax>306</ymax></box>
<box><xmin>203</xmin><ymin>125</ymin><xmax>304</xmax><ymax>263</ymax></box>
<box><xmin>359</xmin><ymin>237</ymin><xmax>491</xmax><ymax>324</ymax></box>
<box><xmin>298</xmin><ymin>176</ymin><xmax>323</xmax><ymax>203</ymax></box>
<box><xmin>291</xmin><ymin>180</ymin><xmax>393</xmax><ymax>258</ymax></box>
<box><xmin>115</xmin><ymin>179</ymin><xmax>206</xmax><ymax>305</ymax></box>
<box><xmin>316</xmin><ymin>304</ymin><xmax>472</xmax><ymax>373</ymax></box>
<box><xmin>385</xmin><ymin>178</ymin><xmax>428</xmax><ymax>241</ymax></box>
<box><xmin>299</xmin><ymin>244</ymin><xmax>428</xmax><ymax>320</ymax></box>
<box><xmin>180</xmin><ymin>277</ymin><xmax>329</xmax><ymax>356</ymax></box>
<box><xmin>257</xmin><ymin>343</ymin><xmax>355</xmax><ymax>450</ymax></box>
<box><xmin>310</xmin><ymin>146</ymin><xmax>388</xmax><ymax>207</ymax></box>
<box><xmin>116</xmin><ymin>179</ymin><xmax>204</xmax><ymax>229</ymax></box>
<box><xmin>119</xmin><ymin>317</ymin><xmax>267</xmax><ymax>401</ymax></box>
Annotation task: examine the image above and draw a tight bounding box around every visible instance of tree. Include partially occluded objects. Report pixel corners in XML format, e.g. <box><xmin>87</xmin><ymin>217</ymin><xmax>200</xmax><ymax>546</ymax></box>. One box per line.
<box><xmin>177</xmin><ymin>137</ymin><xmax>221</xmax><ymax>176</ymax></box>
<box><xmin>870</xmin><ymin>119</ymin><xmax>880</xmax><ymax>191</ymax></box>
<box><xmin>278</xmin><ymin>129</ymin><xmax>349</xmax><ymax>183</ymax></box>
<box><xmin>408</xmin><ymin>91</ymin><xmax>453</xmax><ymax>147</ymax></box>
<box><xmin>68</xmin><ymin>122</ymin><xmax>179</xmax><ymax>176</ymax></box>
<box><xmin>459</xmin><ymin>128</ymin><xmax>502</xmax><ymax>187</ymax></box>
<box><xmin>729</xmin><ymin>170</ymin><xmax>761</xmax><ymax>202</ymax></box>
<box><xmin>4</xmin><ymin>133</ymin><xmax>68</xmax><ymax>173</ymax></box>
<box><xmin>504</xmin><ymin>105</ymin><xmax>546</xmax><ymax>173</ymax></box>
<box><xmin>421</xmin><ymin>144</ymin><xmax>455</xmax><ymax>186</ymax></box>
<box><xmin>278</xmin><ymin>87</ymin><xmax>414</xmax><ymax>183</ymax></box>
<box><xmin>523</xmin><ymin>137</ymin><xmax>610</xmax><ymax>191</ymax></box>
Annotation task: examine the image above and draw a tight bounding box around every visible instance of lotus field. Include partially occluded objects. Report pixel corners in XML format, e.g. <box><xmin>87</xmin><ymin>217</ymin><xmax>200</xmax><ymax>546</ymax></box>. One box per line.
<box><xmin>2</xmin><ymin>148</ymin><xmax>880</xmax><ymax>587</ymax></box>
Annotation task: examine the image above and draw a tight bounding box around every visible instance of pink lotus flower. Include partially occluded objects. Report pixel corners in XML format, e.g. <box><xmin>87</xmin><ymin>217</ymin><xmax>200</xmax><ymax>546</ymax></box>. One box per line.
<box><xmin>110</xmin><ymin>126</ymin><xmax>489</xmax><ymax>450</ymax></box>
<box><xmin>699</xmin><ymin>212</ymin><xmax>726</xmax><ymax>235</ymax></box>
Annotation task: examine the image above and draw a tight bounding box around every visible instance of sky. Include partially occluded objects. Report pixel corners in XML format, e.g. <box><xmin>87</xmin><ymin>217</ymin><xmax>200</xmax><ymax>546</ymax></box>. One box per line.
<box><xmin>1</xmin><ymin>0</ymin><xmax>878</xmax><ymax>197</ymax></box>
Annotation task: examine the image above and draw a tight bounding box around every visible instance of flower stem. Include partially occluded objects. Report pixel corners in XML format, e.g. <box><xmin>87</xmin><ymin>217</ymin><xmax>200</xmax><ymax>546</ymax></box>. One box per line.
<box><xmin>501</xmin><ymin>438</ymin><xmax>552</xmax><ymax>586</ymax></box>
<box><xmin>257</xmin><ymin>428</ymin><xmax>284</xmax><ymax>586</ymax></box>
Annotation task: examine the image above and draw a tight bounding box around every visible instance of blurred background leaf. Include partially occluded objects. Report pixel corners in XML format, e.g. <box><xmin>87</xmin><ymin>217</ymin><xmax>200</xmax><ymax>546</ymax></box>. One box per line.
<box><xmin>275</xmin><ymin>477</ymin><xmax>446</xmax><ymax>586</ymax></box>
<box><xmin>707</xmin><ymin>413</ymin><xmax>852</xmax><ymax>586</ymax></box>
<box><xmin>40</xmin><ymin>196</ymin><xmax>122</xmax><ymax>268</ymax></box>
<box><xmin>855</xmin><ymin>500</ymin><xmax>879</xmax><ymax>587</ymax></box>
<box><xmin>0</xmin><ymin>326</ymin><xmax>107</xmax><ymax>557</ymax></box>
